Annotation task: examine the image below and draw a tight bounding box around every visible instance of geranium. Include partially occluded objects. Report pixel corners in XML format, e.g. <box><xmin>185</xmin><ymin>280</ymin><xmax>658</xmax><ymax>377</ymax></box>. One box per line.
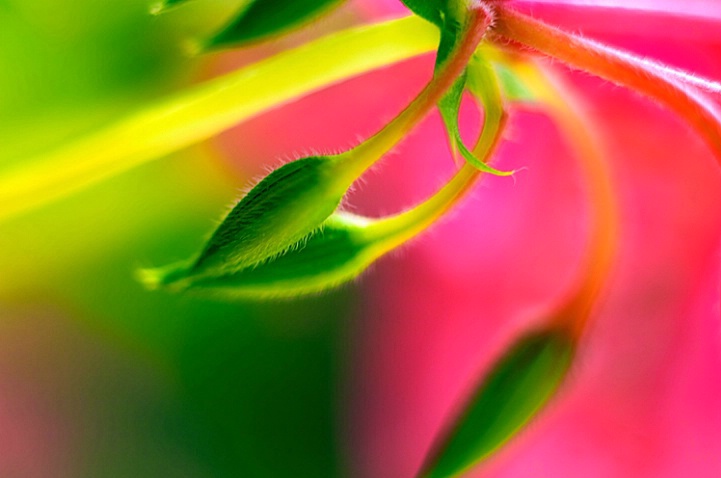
<box><xmin>1</xmin><ymin>0</ymin><xmax>720</xmax><ymax>476</ymax></box>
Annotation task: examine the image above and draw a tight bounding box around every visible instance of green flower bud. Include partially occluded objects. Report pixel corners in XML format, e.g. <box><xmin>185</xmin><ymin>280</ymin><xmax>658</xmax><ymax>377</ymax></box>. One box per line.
<box><xmin>146</xmin><ymin>151</ymin><xmax>489</xmax><ymax>298</ymax></box>
<box><xmin>420</xmin><ymin>326</ymin><xmax>575</xmax><ymax>478</ymax></box>
<box><xmin>140</xmin><ymin>18</ymin><xmax>504</xmax><ymax>293</ymax></box>
<box><xmin>184</xmin><ymin>213</ymin><xmax>375</xmax><ymax>298</ymax></box>
<box><xmin>142</xmin><ymin>155</ymin><xmax>348</xmax><ymax>287</ymax></box>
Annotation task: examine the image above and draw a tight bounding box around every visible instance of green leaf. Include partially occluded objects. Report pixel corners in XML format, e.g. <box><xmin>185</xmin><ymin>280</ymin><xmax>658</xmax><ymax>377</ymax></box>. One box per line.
<box><xmin>401</xmin><ymin>0</ymin><xmax>465</xmax><ymax>67</ymax></box>
<box><xmin>437</xmin><ymin>55</ymin><xmax>513</xmax><ymax>175</ymax></box>
<box><xmin>417</xmin><ymin>4</ymin><xmax>512</xmax><ymax>177</ymax></box>
<box><xmin>420</xmin><ymin>326</ymin><xmax>574</xmax><ymax>478</ymax></box>
<box><xmin>399</xmin><ymin>0</ymin><xmax>445</xmax><ymax>26</ymax></box>
<box><xmin>140</xmin><ymin>195</ymin><xmax>442</xmax><ymax>298</ymax></box>
<box><xmin>207</xmin><ymin>0</ymin><xmax>345</xmax><ymax>49</ymax></box>
<box><xmin>438</xmin><ymin>73</ymin><xmax>467</xmax><ymax>162</ymax></box>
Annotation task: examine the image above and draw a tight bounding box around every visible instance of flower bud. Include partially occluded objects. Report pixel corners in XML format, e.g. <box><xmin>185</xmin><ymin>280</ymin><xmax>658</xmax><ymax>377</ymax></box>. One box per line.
<box><xmin>420</xmin><ymin>326</ymin><xmax>574</xmax><ymax>478</ymax></box>
<box><xmin>144</xmin><ymin>155</ymin><xmax>348</xmax><ymax>287</ymax></box>
<box><xmin>184</xmin><ymin>213</ymin><xmax>374</xmax><ymax>298</ymax></box>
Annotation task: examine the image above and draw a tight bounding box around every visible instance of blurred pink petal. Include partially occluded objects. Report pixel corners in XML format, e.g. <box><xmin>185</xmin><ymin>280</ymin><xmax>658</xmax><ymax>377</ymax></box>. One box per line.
<box><xmin>339</xmin><ymin>5</ymin><xmax>721</xmax><ymax>476</ymax></box>
<box><xmin>345</xmin><ymin>69</ymin><xmax>721</xmax><ymax>476</ymax></box>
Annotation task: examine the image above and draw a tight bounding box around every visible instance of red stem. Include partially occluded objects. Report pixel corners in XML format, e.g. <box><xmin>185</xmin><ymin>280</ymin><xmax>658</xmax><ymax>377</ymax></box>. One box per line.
<box><xmin>489</xmin><ymin>3</ymin><xmax>721</xmax><ymax>164</ymax></box>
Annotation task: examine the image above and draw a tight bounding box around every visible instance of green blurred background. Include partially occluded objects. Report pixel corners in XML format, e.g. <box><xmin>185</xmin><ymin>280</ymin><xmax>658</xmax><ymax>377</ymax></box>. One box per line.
<box><xmin>0</xmin><ymin>1</ymin><xmax>353</xmax><ymax>476</ymax></box>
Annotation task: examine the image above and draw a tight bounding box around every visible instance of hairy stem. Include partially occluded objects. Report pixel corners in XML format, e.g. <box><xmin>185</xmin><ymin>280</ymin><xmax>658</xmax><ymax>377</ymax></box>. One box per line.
<box><xmin>336</xmin><ymin>3</ymin><xmax>495</xmax><ymax>180</ymax></box>
<box><xmin>490</xmin><ymin>3</ymin><xmax>721</xmax><ymax>164</ymax></box>
<box><xmin>369</xmin><ymin>55</ymin><xmax>507</xmax><ymax>245</ymax></box>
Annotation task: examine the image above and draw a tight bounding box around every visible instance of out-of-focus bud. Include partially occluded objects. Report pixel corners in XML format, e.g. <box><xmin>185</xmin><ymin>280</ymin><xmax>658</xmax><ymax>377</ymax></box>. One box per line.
<box><xmin>419</xmin><ymin>325</ymin><xmax>575</xmax><ymax>478</ymax></box>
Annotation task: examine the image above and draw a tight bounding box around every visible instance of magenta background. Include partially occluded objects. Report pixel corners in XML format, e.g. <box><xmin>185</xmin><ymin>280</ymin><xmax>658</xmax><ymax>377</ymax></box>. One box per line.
<box><xmin>220</xmin><ymin>2</ymin><xmax>721</xmax><ymax>477</ymax></box>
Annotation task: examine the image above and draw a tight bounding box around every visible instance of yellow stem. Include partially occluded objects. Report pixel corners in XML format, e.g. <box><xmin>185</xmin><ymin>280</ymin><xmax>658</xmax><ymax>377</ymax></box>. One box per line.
<box><xmin>0</xmin><ymin>16</ymin><xmax>439</xmax><ymax>222</ymax></box>
<box><xmin>367</xmin><ymin>54</ymin><xmax>507</xmax><ymax>250</ymax></box>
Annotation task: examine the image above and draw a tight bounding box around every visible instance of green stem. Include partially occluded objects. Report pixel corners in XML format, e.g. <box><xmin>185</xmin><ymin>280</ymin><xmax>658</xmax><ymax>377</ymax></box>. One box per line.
<box><xmin>369</xmin><ymin>163</ymin><xmax>479</xmax><ymax>245</ymax></box>
<box><xmin>334</xmin><ymin>3</ymin><xmax>495</xmax><ymax>182</ymax></box>
<box><xmin>367</xmin><ymin>54</ymin><xmax>506</xmax><ymax>249</ymax></box>
<box><xmin>0</xmin><ymin>16</ymin><xmax>439</xmax><ymax>222</ymax></box>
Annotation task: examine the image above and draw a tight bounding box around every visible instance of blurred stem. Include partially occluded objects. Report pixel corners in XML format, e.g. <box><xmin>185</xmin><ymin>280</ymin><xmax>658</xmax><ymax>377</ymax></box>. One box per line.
<box><xmin>491</xmin><ymin>4</ymin><xmax>721</xmax><ymax>164</ymax></box>
<box><xmin>415</xmin><ymin>60</ymin><xmax>618</xmax><ymax>477</ymax></box>
<box><xmin>0</xmin><ymin>15</ymin><xmax>439</xmax><ymax>223</ymax></box>
<box><xmin>511</xmin><ymin>58</ymin><xmax>618</xmax><ymax>339</ymax></box>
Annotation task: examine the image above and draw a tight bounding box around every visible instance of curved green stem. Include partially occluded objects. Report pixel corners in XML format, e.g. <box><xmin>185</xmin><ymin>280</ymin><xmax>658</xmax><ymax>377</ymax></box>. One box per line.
<box><xmin>334</xmin><ymin>3</ymin><xmax>495</xmax><ymax>182</ymax></box>
<box><xmin>367</xmin><ymin>54</ymin><xmax>507</xmax><ymax>250</ymax></box>
<box><xmin>416</xmin><ymin>56</ymin><xmax>619</xmax><ymax>478</ymax></box>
